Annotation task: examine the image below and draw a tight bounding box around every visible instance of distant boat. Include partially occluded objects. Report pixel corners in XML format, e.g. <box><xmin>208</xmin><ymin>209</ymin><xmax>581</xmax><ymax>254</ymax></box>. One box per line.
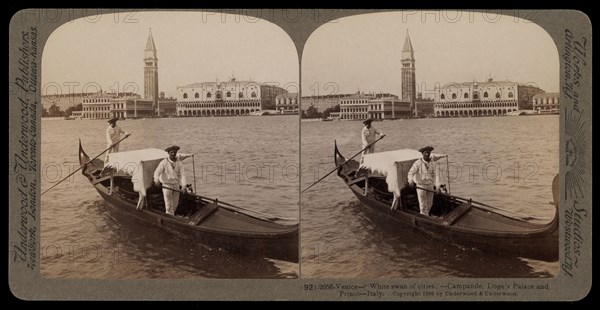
<box><xmin>506</xmin><ymin>109</ymin><xmax>559</xmax><ymax>116</ymax></box>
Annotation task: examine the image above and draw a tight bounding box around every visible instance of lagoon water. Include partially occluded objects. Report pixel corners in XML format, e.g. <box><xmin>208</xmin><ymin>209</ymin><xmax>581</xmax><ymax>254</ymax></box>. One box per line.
<box><xmin>41</xmin><ymin>115</ymin><xmax>299</xmax><ymax>279</ymax></box>
<box><xmin>300</xmin><ymin>115</ymin><xmax>559</xmax><ymax>278</ymax></box>
<box><xmin>40</xmin><ymin>114</ymin><xmax>559</xmax><ymax>279</ymax></box>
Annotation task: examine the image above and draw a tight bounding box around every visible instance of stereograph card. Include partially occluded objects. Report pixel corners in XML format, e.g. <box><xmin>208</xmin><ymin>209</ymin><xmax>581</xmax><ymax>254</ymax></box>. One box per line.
<box><xmin>8</xmin><ymin>9</ymin><xmax>591</xmax><ymax>301</ymax></box>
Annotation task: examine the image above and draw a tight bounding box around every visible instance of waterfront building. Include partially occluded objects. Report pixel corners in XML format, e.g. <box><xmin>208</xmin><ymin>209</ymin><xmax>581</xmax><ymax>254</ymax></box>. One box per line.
<box><xmin>275</xmin><ymin>93</ymin><xmax>299</xmax><ymax>114</ymax></box>
<box><xmin>433</xmin><ymin>79</ymin><xmax>544</xmax><ymax>117</ymax></box>
<box><xmin>414</xmin><ymin>93</ymin><xmax>435</xmax><ymax>117</ymax></box>
<box><xmin>157</xmin><ymin>92</ymin><xmax>177</xmax><ymax>116</ymax></box>
<box><xmin>81</xmin><ymin>92</ymin><xmax>155</xmax><ymax>119</ymax></box>
<box><xmin>339</xmin><ymin>92</ymin><xmax>373</xmax><ymax>120</ymax></box>
<box><xmin>328</xmin><ymin>111</ymin><xmax>341</xmax><ymax>120</ymax></box>
<box><xmin>176</xmin><ymin>78</ymin><xmax>287</xmax><ymax>117</ymax></box>
<box><xmin>70</xmin><ymin>111</ymin><xmax>83</xmax><ymax>119</ymax></box>
<box><xmin>42</xmin><ymin>91</ymin><xmax>133</xmax><ymax>112</ymax></box>
<box><xmin>532</xmin><ymin>92</ymin><xmax>560</xmax><ymax>113</ymax></box>
<box><xmin>367</xmin><ymin>98</ymin><xmax>412</xmax><ymax>119</ymax></box>
<box><xmin>301</xmin><ymin>93</ymin><xmax>354</xmax><ymax>113</ymax></box>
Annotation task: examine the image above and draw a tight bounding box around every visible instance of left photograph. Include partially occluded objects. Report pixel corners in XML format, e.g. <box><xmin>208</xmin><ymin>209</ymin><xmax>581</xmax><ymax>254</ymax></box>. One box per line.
<box><xmin>40</xmin><ymin>11</ymin><xmax>299</xmax><ymax>279</ymax></box>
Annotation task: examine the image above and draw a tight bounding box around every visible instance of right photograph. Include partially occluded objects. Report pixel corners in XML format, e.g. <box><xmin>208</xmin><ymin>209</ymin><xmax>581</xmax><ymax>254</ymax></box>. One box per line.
<box><xmin>300</xmin><ymin>11</ymin><xmax>559</xmax><ymax>278</ymax></box>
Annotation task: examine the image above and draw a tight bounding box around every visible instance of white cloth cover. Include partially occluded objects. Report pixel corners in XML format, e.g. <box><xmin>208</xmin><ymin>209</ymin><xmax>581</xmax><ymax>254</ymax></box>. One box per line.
<box><xmin>105</xmin><ymin>148</ymin><xmax>191</xmax><ymax>199</ymax></box>
<box><xmin>359</xmin><ymin>149</ymin><xmax>445</xmax><ymax>197</ymax></box>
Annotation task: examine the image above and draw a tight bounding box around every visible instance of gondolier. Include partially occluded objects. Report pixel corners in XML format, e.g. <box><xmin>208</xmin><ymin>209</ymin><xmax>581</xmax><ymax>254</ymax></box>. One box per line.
<box><xmin>105</xmin><ymin>117</ymin><xmax>130</xmax><ymax>162</ymax></box>
<box><xmin>153</xmin><ymin>145</ymin><xmax>190</xmax><ymax>215</ymax></box>
<box><xmin>361</xmin><ymin>118</ymin><xmax>385</xmax><ymax>161</ymax></box>
<box><xmin>408</xmin><ymin>146</ymin><xmax>447</xmax><ymax>216</ymax></box>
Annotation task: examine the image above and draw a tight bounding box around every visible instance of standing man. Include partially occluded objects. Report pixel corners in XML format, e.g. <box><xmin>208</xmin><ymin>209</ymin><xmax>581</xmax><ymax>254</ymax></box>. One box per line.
<box><xmin>153</xmin><ymin>145</ymin><xmax>190</xmax><ymax>216</ymax></box>
<box><xmin>105</xmin><ymin>117</ymin><xmax>130</xmax><ymax>162</ymax></box>
<box><xmin>361</xmin><ymin>118</ymin><xmax>385</xmax><ymax>159</ymax></box>
<box><xmin>408</xmin><ymin>146</ymin><xmax>447</xmax><ymax>216</ymax></box>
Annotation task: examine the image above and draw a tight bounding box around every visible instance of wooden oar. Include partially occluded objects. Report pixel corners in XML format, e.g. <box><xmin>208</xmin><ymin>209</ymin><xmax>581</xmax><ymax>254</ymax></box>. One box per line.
<box><xmin>414</xmin><ymin>185</ymin><xmax>549</xmax><ymax>220</ymax></box>
<box><xmin>301</xmin><ymin>134</ymin><xmax>386</xmax><ymax>194</ymax></box>
<box><xmin>191</xmin><ymin>154</ymin><xmax>197</xmax><ymax>194</ymax></box>
<box><xmin>41</xmin><ymin>134</ymin><xmax>131</xmax><ymax>196</ymax></box>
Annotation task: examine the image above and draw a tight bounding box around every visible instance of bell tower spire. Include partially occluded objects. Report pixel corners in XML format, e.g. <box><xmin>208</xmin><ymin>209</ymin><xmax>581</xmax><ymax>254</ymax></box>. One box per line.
<box><xmin>144</xmin><ymin>28</ymin><xmax>159</xmax><ymax>115</ymax></box>
<box><xmin>401</xmin><ymin>30</ymin><xmax>416</xmax><ymax>116</ymax></box>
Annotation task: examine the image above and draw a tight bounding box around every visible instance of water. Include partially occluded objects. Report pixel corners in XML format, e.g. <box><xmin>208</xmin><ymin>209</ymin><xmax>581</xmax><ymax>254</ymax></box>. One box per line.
<box><xmin>300</xmin><ymin>115</ymin><xmax>559</xmax><ymax>278</ymax></box>
<box><xmin>41</xmin><ymin>115</ymin><xmax>560</xmax><ymax>278</ymax></box>
<box><xmin>41</xmin><ymin>115</ymin><xmax>299</xmax><ymax>279</ymax></box>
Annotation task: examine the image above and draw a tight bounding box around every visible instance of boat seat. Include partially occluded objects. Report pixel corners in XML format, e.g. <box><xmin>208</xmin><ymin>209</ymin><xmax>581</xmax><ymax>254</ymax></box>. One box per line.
<box><xmin>147</xmin><ymin>193</ymin><xmax>166</xmax><ymax>212</ymax></box>
<box><xmin>347</xmin><ymin>176</ymin><xmax>366</xmax><ymax>186</ymax></box>
<box><xmin>189</xmin><ymin>204</ymin><xmax>218</xmax><ymax>225</ymax></box>
<box><xmin>441</xmin><ymin>202</ymin><xmax>471</xmax><ymax>226</ymax></box>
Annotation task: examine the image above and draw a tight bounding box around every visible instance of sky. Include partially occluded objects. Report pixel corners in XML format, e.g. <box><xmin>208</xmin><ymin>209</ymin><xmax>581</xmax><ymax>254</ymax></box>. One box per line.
<box><xmin>42</xmin><ymin>11</ymin><xmax>299</xmax><ymax>98</ymax></box>
<box><xmin>42</xmin><ymin>10</ymin><xmax>559</xmax><ymax>101</ymax></box>
<box><xmin>302</xmin><ymin>11</ymin><xmax>560</xmax><ymax>99</ymax></box>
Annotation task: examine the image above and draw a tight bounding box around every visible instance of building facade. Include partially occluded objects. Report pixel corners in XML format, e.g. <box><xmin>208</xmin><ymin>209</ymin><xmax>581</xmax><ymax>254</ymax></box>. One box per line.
<box><xmin>414</xmin><ymin>97</ymin><xmax>435</xmax><ymax>117</ymax></box>
<box><xmin>368</xmin><ymin>98</ymin><xmax>412</xmax><ymax>119</ymax></box>
<box><xmin>339</xmin><ymin>93</ymin><xmax>373</xmax><ymax>120</ymax></box>
<box><xmin>81</xmin><ymin>93</ymin><xmax>154</xmax><ymax>119</ymax></box>
<box><xmin>301</xmin><ymin>94</ymin><xmax>354</xmax><ymax>113</ymax></box>
<box><xmin>176</xmin><ymin>78</ymin><xmax>287</xmax><ymax>117</ymax></box>
<box><xmin>156</xmin><ymin>92</ymin><xmax>177</xmax><ymax>116</ymax></box>
<box><xmin>275</xmin><ymin>93</ymin><xmax>299</xmax><ymax>114</ymax></box>
<box><xmin>42</xmin><ymin>91</ymin><xmax>132</xmax><ymax>111</ymax></box>
<box><xmin>109</xmin><ymin>99</ymin><xmax>155</xmax><ymax>119</ymax></box>
<box><xmin>70</xmin><ymin>111</ymin><xmax>83</xmax><ymax>119</ymax></box>
<box><xmin>433</xmin><ymin>79</ymin><xmax>544</xmax><ymax>117</ymax></box>
<box><xmin>532</xmin><ymin>92</ymin><xmax>559</xmax><ymax>113</ymax></box>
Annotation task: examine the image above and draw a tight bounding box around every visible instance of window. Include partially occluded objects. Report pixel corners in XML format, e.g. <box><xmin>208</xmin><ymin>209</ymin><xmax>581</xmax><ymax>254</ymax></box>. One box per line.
<box><xmin>508</xmin><ymin>92</ymin><xmax>514</xmax><ymax>98</ymax></box>
<box><xmin>226</xmin><ymin>91</ymin><xmax>231</xmax><ymax>98</ymax></box>
<box><xmin>239</xmin><ymin>92</ymin><xmax>244</xmax><ymax>98</ymax></box>
<box><xmin>473</xmin><ymin>93</ymin><xmax>479</xmax><ymax>100</ymax></box>
<box><xmin>216</xmin><ymin>92</ymin><xmax>222</xmax><ymax>99</ymax></box>
<box><xmin>484</xmin><ymin>92</ymin><xmax>488</xmax><ymax>98</ymax></box>
<box><xmin>207</xmin><ymin>92</ymin><xmax>212</xmax><ymax>98</ymax></box>
<box><xmin>183</xmin><ymin>93</ymin><xmax>188</xmax><ymax>99</ymax></box>
<box><xmin>464</xmin><ymin>92</ymin><xmax>469</xmax><ymax>99</ymax></box>
<box><xmin>440</xmin><ymin>94</ymin><xmax>445</xmax><ymax>100</ymax></box>
<box><xmin>251</xmin><ymin>92</ymin><xmax>257</xmax><ymax>98</ymax></box>
<box><xmin>195</xmin><ymin>93</ymin><xmax>199</xmax><ymax>98</ymax></box>
<box><xmin>452</xmin><ymin>93</ymin><xmax>457</xmax><ymax>99</ymax></box>
<box><xmin>495</xmin><ymin>92</ymin><xmax>501</xmax><ymax>98</ymax></box>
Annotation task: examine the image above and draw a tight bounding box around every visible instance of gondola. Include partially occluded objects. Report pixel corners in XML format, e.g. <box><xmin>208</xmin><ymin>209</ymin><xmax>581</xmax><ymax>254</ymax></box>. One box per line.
<box><xmin>334</xmin><ymin>142</ymin><xmax>558</xmax><ymax>262</ymax></box>
<box><xmin>78</xmin><ymin>141</ymin><xmax>298</xmax><ymax>263</ymax></box>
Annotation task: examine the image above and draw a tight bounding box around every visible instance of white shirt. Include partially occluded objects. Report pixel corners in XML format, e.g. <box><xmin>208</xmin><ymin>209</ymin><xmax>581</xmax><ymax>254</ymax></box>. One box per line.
<box><xmin>106</xmin><ymin>125</ymin><xmax>127</xmax><ymax>145</ymax></box>
<box><xmin>408</xmin><ymin>156</ymin><xmax>444</xmax><ymax>187</ymax></box>
<box><xmin>361</xmin><ymin>126</ymin><xmax>383</xmax><ymax>147</ymax></box>
<box><xmin>154</xmin><ymin>157</ymin><xmax>187</xmax><ymax>186</ymax></box>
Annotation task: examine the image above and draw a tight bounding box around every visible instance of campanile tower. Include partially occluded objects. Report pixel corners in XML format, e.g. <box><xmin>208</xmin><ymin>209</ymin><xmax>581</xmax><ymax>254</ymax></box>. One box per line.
<box><xmin>401</xmin><ymin>30</ymin><xmax>416</xmax><ymax>115</ymax></box>
<box><xmin>144</xmin><ymin>28</ymin><xmax>159</xmax><ymax>114</ymax></box>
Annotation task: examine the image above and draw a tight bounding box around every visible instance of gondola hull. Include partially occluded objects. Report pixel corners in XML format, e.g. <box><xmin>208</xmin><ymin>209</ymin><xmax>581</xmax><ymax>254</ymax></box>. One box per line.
<box><xmin>335</xmin><ymin>143</ymin><xmax>558</xmax><ymax>262</ymax></box>
<box><xmin>79</xmin><ymin>141</ymin><xmax>298</xmax><ymax>263</ymax></box>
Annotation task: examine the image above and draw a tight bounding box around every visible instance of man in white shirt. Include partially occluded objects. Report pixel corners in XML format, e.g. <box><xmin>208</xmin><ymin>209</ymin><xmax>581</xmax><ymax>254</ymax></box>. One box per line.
<box><xmin>153</xmin><ymin>145</ymin><xmax>190</xmax><ymax>215</ymax></box>
<box><xmin>408</xmin><ymin>146</ymin><xmax>447</xmax><ymax>216</ymax></box>
<box><xmin>361</xmin><ymin>118</ymin><xmax>385</xmax><ymax>161</ymax></box>
<box><xmin>105</xmin><ymin>117</ymin><xmax>130</xmax><ymax>162</ymax></box>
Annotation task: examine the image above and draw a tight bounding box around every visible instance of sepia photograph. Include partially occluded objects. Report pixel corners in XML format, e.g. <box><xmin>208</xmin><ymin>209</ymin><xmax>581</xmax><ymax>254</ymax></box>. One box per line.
<box><xmin>39</xmin><ymin>11</ymin><xmax>299</xmax><ymax>279</ymax></box>
<box><xmin>9</xmin><ymin>9</ymin><xmax>591</xmax><ymax>300</ymax></box>
<box><xmin>300</xmin><ymin>11</ymin><xmax>560</xmax><ymax>278</ymax></box>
